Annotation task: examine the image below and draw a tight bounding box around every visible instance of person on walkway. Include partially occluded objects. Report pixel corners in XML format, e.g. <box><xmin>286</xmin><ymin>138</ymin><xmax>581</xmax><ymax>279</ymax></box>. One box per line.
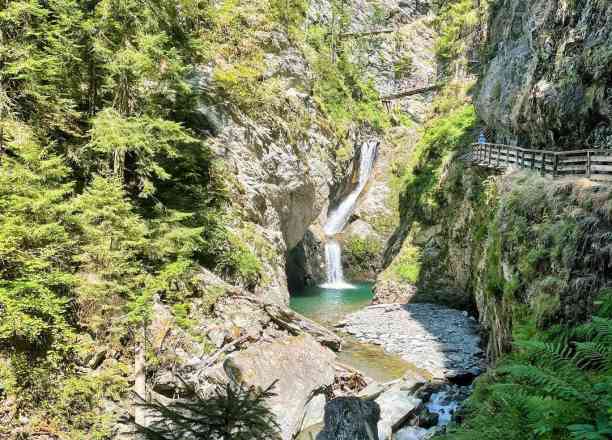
<box><xmin>478</xmin><ymin>130</ymin><xmax>487</xmax><ymax>145</ymax></box>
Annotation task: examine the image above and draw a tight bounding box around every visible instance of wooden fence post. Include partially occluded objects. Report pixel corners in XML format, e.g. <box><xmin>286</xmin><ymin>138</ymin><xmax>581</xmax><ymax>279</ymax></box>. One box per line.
<box><xmin>496</xmin><ymin>145</ymin><xmax>500</xmax><ymax>167</ymax></box>
<box><xmin>540</xmin><ymin>152</ymin><xmax>545</xmax><ymax>176</ymax></box>
<box><xmin>515</xmin><ymin>148</ymin><xmax>519</xmax><ymax>167</ymax></box>
<box><xmin>586</xmin><ymin>151</ymin><xmax>591</xmax><ymax>178</ymax></box>
<box><xmin>531</xmin><ymin>151</ymin><xmax>535</xmax><ymax>170</ymax></box>
<box><xmin>553</xmin><ymin>154</ymin><xmax>558</xmax><ymax>178</ymax></box>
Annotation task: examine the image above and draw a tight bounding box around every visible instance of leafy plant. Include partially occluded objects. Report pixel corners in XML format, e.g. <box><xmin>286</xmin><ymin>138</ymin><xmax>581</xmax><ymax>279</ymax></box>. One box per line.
<box><xmin>440</xmin><ymin>293</ymin><xmax>612</xmax><ymax>440</ymax></box>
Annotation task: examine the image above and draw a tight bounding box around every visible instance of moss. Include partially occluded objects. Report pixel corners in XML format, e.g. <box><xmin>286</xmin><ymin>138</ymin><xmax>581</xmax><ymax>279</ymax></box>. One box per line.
<box><xmin>343</xmin><ymin>236</ymin><xmax>383</xmax><ymax>279</ymax></box>
<box><xmin>399</xmin><ymin>103</ymin><xmax>477</xmax><ymax>221</ymax></box>
<box><xmin>386</xmin><ymin>236</ymin><xmax>422</xmax><ymax>284</ymax></box>
<box><xmin>393</xmin><ymin>53</ymin><xmax>414</xmax><ymax>79</ymax></box>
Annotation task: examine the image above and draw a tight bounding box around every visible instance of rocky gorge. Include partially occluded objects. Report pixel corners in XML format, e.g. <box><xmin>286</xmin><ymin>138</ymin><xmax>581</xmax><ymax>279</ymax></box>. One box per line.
<box><xmin>1</xmin><ymin>0</ymin><xmax>611</xmax><ymax>439</ymax></box>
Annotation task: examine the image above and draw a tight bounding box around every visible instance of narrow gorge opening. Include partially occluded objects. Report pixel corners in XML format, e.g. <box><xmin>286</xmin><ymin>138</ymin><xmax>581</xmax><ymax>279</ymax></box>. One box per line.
<box><xmin>287</xmin><ymin>140</ymin><xmax>418</xmax><ymax>389</ymax></box>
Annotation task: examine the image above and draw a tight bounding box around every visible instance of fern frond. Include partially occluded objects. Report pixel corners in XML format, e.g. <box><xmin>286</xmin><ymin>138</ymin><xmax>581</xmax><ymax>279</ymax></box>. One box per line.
<box><xmin>573</xmin><ymin>341</ymin><xmax>612</xmax><ymax>371</ymax></box>
<box><xmin>590</xmin><ymin>317</ymin><xmax>612</xmax><ymax>341</ymax></box>
<box><xmin>499</xmin><ymin>363</ymin><xmax>587</xmax><ymax>402</ymax></box>
<box><xmin>516</xmin><ymin>339</ymin><xmax>573</xmax><ymax>366</ymax></box>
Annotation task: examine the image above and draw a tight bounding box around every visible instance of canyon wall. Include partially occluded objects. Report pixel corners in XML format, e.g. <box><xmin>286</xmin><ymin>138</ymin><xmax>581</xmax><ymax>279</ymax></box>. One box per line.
<box><xmin>477</xmin><ymin>0</ymin><xmax>612</xmax><ymax>148</ymax></box>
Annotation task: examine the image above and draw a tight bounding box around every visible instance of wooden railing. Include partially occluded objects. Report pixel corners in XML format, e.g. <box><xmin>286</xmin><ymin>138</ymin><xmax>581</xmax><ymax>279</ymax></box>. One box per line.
<box><xmin>470</xmin><ymin>143</ymin><xmax>612</xmax><ymax>181</ymax></box>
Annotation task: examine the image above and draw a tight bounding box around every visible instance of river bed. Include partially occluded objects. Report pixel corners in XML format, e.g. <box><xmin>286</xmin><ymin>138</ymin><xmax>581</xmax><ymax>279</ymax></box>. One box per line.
<box><xmin>290</xmin><ymin>282</ymin><xmax>417</xmax><ymax>383</ymax></box>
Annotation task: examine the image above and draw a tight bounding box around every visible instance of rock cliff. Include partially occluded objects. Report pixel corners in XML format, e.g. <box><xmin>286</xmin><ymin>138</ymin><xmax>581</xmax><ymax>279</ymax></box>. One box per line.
<box><xmin>477</xmin><ymin>0</ymin><xmax>612</xmax><ymax>148</ymax></box>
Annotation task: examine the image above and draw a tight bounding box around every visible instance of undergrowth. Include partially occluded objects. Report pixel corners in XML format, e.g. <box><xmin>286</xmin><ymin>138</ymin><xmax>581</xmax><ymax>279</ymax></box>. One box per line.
<box><xmin>440</xmin><ymin>290</ymin><xmax>612</xmax><ymax>440</ymax></box>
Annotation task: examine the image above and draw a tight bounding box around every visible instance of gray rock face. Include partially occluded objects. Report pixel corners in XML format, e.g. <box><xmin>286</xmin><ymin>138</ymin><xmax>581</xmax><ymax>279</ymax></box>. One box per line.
<box><xmin>287</xmin><ymin>224</ymin><xmax>327</xmax><ymax>290</ymax></box>
<box><xmin>224</xmin><ymin>334</ymin><xmax>336</xmax><ymax>440</ymax></box>
<box><xmin>339</xmin><ymin>304</ymin><xmax>484</xmax><ymax>380</ymax></box>
<box><xmin>317</xmin><ymin>397</ymin><xmax>381</xmax><ymax>440</ymax></box>
<box><xmin>372</xmin><ymin>280</ymin><xmax>417</xmax><ymax>305</ymax></box>
<box><xmin>477</xmin><ymin>0</ymin><xmax>612</xmax><ymax>148</ymax></box>
<box><xmin>301</xmin><ymin>394</ymin><xmax>327</xmax><ymax>432</ymax></box>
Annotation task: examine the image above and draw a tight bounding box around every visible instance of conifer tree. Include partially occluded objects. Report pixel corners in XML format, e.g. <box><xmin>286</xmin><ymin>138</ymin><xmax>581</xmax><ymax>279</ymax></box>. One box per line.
<box><xmin>0</xmin><ymin>121</ymin><xmax>75</xmax><ymax>349</ymax></box>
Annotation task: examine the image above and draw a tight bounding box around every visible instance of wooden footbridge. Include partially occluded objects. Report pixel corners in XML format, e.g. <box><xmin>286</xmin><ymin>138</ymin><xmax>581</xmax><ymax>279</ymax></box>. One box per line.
<box><xmin>469</xmin><ymin>143</ymin><xmax>612</xmax><ymax>181</ymax></box>
<box><xmin>380</xmin><ymin>84</ymin><xmax>441</xmax><ymax>102</ymax></box>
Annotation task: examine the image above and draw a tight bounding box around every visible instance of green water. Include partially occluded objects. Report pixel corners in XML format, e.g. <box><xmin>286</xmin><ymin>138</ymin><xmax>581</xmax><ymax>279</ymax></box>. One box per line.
<box><xmin>290</xmin><ymin>282</ymin><xmax>374</xmax><ymax>326</ymax></box>
<box><xmin>290</xmin><ymin>282</ymin><xmax>413</xmax><ymax>383</ymax></box>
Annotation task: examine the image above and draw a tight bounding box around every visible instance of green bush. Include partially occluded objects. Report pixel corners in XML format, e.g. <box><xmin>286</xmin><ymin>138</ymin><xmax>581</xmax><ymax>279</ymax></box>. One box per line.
<box><xmin>440</xmin><ymin>291</ymin><xmax>612</xmax><ymax>440</ymax></box>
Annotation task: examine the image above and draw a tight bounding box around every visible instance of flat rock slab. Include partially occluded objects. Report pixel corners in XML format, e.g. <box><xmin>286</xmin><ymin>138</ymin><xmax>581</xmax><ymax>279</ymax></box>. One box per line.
<box><xmin>375</xmin><ymin>382</ymin><xmax>422</xmax><ymax>440</ymax></box>
<box><xmin>338</xmin><ymin>304</ymin><xmax>484</xmax><ymax>379</ymax></box>
<box><xmin>224</xmin><ymin>334</ymin><xmax>336</xmax><ymax>440</ymax></box>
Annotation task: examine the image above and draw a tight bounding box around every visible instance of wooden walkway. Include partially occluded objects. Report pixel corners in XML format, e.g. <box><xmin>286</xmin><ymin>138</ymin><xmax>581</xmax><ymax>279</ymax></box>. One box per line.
<box><xmin>380</xmin><ymin>84</ymin><xmax>441</xmax><ymax>102</ymax></box>
<box><xmin>469</xmin><ymin>143</ymin><xmax>612</xmax><ymax>182</ymax></box>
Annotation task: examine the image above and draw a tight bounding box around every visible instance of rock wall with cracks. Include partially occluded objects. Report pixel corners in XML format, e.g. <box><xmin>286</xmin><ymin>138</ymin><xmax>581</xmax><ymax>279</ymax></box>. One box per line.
<box><xmin>477</xmin><ymin>0</ymin><xmax>612</xmax><ymax>148</ymax></box>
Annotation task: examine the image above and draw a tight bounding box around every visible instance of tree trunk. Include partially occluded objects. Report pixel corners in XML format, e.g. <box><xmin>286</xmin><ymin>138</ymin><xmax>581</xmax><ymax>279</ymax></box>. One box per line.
<box><xmin>134</xmin><ymin>325</ymin><xmax>146</xmax><ymax>434</ymax></box>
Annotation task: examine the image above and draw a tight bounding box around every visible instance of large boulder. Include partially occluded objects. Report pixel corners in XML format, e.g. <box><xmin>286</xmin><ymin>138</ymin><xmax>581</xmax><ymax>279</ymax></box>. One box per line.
<box><xmin>224</xmin><ymin>334</ymin><xmax>336</xmax><ymax>440</ymax></box>
<box><xmin>317</xmin><ymin>397</ymin><xmax>381</xmax><ymax>440</ymax></box>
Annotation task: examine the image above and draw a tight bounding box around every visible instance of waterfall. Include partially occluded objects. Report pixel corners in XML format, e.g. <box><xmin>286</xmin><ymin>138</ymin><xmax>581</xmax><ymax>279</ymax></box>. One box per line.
<box><xmin>321</xmin><ymin>140</ymin><xmax>378</xmax><ymax>289</ymax></box>
<box><xmin>324</xmin><ymin>140</ymin><xmax>378</xmax><ymax>236</ymax></box>
<box><xmin>321</xmin><ymin>239</ymin><xmax>353</xmax><ymax>289</ymax></box>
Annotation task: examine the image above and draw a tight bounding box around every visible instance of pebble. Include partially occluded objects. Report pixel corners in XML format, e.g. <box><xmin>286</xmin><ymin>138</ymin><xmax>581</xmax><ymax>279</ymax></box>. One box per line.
<box><xmin>340</xmin><ymin>303</ymin><xmax>485</xmax><ymax>379</ymax></box>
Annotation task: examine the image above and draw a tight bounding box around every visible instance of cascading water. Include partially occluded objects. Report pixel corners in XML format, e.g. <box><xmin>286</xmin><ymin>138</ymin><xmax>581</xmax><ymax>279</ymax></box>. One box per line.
<box><xmin>321</xmin><ymin>140</ymin><xmax>378</xmax><ymax>289</ymax></box>
<box><xmin>321</xmin><ymin>239</ymin><xmax>352</xmax><ymax>289</ymax></box>
<box><xmin>324</xmin><ymin>140</ymin><xmax>378</xmax><ymax>236</ymax></box>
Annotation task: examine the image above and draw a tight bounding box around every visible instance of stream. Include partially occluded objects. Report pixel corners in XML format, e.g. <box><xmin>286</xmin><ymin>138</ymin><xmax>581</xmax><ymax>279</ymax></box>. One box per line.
<box><xmin>290</xmin><ymin>282</ymin><xmax>414</xmax><ymax>382</ymax></box>
<box><xmin>290</xmin><ymin>140</ymin><xmax>475</xmax><ymax>439</ymax></box>
<box><xmin>289</xmin><ymin>282</ymin><xmax>473</xmax><ymax>440</ymax></box>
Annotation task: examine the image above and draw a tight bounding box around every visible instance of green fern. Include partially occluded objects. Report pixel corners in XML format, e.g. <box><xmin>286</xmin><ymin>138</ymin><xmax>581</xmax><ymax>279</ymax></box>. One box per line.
<box><xmin>498</xmin><ymin>363</ymin><xmax>588</xmax><ymax>402</ymax></box>
<box><xmin>515</xmin><ymin>339</ymin><xmax>573</xmax><ymax>365</ymax></box>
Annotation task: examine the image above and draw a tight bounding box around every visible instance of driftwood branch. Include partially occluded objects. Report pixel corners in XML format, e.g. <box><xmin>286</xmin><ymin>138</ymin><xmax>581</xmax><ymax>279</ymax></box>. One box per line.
<box><xmin>203</xmin><ymin>334</ymin><xmax>250</xmax><ymax>367</ymax></box>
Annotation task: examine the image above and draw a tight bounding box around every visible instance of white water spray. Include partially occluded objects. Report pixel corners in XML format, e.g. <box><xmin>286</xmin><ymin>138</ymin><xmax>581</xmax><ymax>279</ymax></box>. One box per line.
<box><xmin>320</xmin><ymin>239</ymin><xmax>354</xmax><ymax>289</ymax></box>
<box><xmin>321</xmin><ymin>140</ymin><xmax>378</xmax><ymax>289</ymax></box>
<box><xmin>324</xmin><ymin>140</ymin><xmax>378</xmax><ymax>236</ymax></box>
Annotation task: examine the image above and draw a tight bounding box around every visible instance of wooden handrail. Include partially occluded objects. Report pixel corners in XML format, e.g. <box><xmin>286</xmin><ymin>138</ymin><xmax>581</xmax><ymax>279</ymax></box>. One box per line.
<box><xmin>381</xmin><ymin>84</ymin><xmax>441</xmax><ymax>101</ymax></box>
<box><xmin>339</xmin><ymin>29</ymin><xmax>394</xmax><ymax>38</ymax></box>
<box><xmin>468</xmin><ymin>143</ymin><xmax>612</xmax><ymax>181</ymax></box>
<box><xmin>472</xmin><ymin>143</ymin><xmax>610</xmax><ymax>156</ymax></box>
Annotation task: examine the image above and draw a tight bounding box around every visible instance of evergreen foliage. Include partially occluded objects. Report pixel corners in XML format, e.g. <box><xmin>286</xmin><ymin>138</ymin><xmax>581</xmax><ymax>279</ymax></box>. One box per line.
<box><xmin>132</xmin><ymin>381</ymin><xmax>280</xmax><ymax>440</ymax></box>
<box><xmin>0</xmin><ymin>0</ymin><xmax>397</xmax><ymax>437</ymax></box>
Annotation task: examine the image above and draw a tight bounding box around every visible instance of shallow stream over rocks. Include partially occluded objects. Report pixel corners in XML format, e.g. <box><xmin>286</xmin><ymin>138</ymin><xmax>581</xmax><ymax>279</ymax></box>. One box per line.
<box><xmin>289</xmin><ymin>282</ymin><xmax>485</xmax><ymax>439</ymax></box>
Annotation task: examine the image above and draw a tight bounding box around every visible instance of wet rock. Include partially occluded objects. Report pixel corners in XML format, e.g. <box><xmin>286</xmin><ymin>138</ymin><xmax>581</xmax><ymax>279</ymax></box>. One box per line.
<box><xmin>414</xmin><ymin>408</ymin><xmax>438</xmax><ymax>429</ymax></box>
<box><xmin>224</xmin><ymin>334</ymin><xmax>336</xmax><ymax>440</ymax></box>
<box><xmin>395</xmin><ymin>426</ymin><xmax>433</xmax><ymax>440</ymax></box>
<box><xmin>317</xmin><ymin>397</ymin><xmax>381</xmax><ymax>440</ymax></box>
<box><xmin>375</xmin><ymin>381</ymin><xmax>423</xmax><ymax>440</ymax></box>
<box><xmin>341</xmin><ymin>303</ymin><xmax>485</xmax><ymax>379</ymax></box>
